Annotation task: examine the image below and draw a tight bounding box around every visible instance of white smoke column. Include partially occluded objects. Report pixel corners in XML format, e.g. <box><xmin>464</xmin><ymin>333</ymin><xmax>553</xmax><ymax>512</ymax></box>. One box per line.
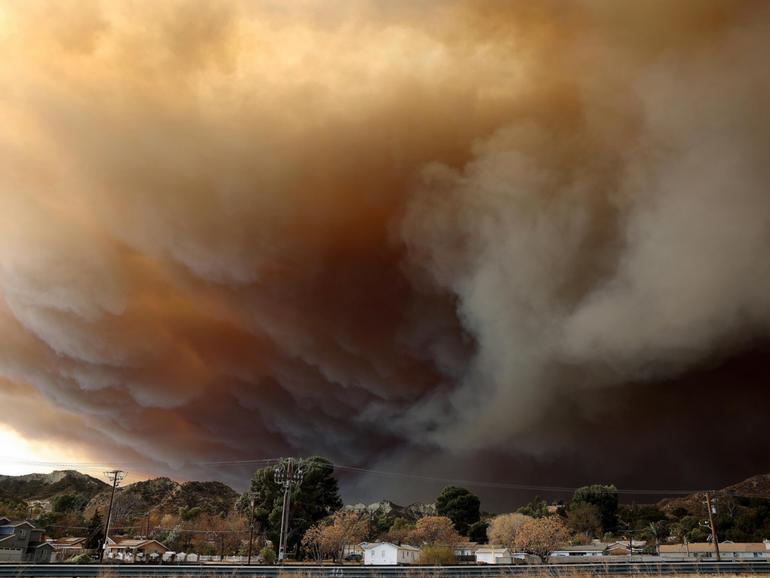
<box><xmin>402</xmin><ymin>1</ymin><xmax>770</xmax><ymax>450</ymax></box>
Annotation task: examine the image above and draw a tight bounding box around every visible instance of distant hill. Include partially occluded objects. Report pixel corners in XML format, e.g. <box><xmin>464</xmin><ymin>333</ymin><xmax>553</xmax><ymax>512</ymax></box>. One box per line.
<box><xmin>343</xmin><ymin>499</ymin><xmax>436</xmax><ymax>520</ymax></box>
<box><xmin>84</xmin><ymin>477</ymin><xmax>239</xmax><ymax>519</ymax></box>
<box><xmin>658</xmin><ymin>473</ymin><xmax>770</xmax><ymax>515</ymax></box>
<box><xmin>0</xmin><ymin>470</ymin><xmax>239</xmax><ymax>521</ymax></box>
<box><xmin>0</xmin><ymin>470</ymin><xmax>108</xmax><ymax>503</ymax></box>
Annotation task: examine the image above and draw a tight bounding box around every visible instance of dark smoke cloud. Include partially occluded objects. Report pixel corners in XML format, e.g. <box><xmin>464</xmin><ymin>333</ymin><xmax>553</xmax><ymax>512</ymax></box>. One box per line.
<box><xmin>1</xmin><ymin>0</ymin><xmax>769</xmax><ymax>507</ymax></box>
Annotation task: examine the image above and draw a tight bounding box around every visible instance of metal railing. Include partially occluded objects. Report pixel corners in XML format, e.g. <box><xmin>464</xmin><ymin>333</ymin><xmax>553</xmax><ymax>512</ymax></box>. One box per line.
<box><xmin>0</xmin><ymin>561</ymin><xmax>769</xmax><ymax>577</ymax></box>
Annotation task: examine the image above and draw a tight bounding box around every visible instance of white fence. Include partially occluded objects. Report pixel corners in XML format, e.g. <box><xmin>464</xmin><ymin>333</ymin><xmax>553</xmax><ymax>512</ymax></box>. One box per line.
<box><xmin>0</xmin><ymin>549</ymin><xmax>22</xmax><ymax>562</ymax></box>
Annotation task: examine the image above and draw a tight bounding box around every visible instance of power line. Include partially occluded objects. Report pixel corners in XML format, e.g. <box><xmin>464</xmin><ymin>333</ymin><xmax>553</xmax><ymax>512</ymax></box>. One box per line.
<box><xmin>328</xmin><ymin>463</ymin><xmax>703</xmax><ymax>496</ymax></box>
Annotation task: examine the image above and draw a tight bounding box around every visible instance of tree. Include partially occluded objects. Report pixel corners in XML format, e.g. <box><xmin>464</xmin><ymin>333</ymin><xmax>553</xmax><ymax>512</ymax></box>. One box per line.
<box><xmin>435</xmin><ymin>486</ymin><xmax>481</xmax><ymax>535</ymax></box>
<box><xmin>52</xmin><ymin>494</ymin><xmax>84</xmax><ymax>514</ymax></box>
<box><xmin>260</xmin><ymin>546</ymin><xmax>276</xmax><ymax>565</ymax></box>
<box><xmin>468</xmin><ymin>520</ymin><xmax>489</xmax><ymax>544</ymax></box>
<box><xmin>571</xmin><ymin>485</ymin><xmax>618</xmax><ymax>534</ymax></box>
<box><xmin>302</xmin><ymin>511</ymin><xmax>369</xmax><ymax>561</ymax></box>
<box><xmin>566</xmin><ymin>503</ymin><xmax>602</xmax><ymax>538</ymax></box>
<box><xmin>487</xmin><ymin>513</ymin><xmax>532</xmax><ymax>548</ymax></box>
<box><xmin>179</xmin><ymin>506</ymin><xmax>203</xmax><ymax>521</ymax></box>
<box><xmin>517</xmin><ymin>497</ymin><xmax>548</xmax><ymax>518</ymax></box>
<box><xmin>301</xmin><ymin>524</ymin><xmax>325</xmax><ymax>561</ymax></box>
<box><xmin>408</xmin><ymin>516</ymin><xmax>462</xmax><ymax>546</ymax></box>
<box><xmin>239</xmin><ymin>456</ymin><xmax>342</xmax><ymax>556</ymax></box>
<box><xmin>381</xmin><ymin>517</ymin><xmax>414</xmax><ymax>544</ymax></box>
<box><xmin>512</xmin><ymin>516</ymin><xmax>568</xmax><ymax>559</ymax></box>
<box><xmin>86</xmin><ymin>511</ymin><xmax>105</xmax><ymax>550</ymax></box>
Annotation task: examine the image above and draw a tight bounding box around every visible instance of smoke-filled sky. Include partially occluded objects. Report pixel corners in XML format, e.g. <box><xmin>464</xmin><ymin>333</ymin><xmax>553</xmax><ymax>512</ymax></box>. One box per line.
<box><xmin>1</xmin><ymin>0</ymin><xmax>770</xmax><ymax>508</ymax></box>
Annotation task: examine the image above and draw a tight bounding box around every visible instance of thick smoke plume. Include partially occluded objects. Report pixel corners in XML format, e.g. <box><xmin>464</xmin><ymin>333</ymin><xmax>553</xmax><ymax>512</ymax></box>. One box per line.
<box><xmin>1</xmin><ymin>0</ymin><xmax>769</xmax><ymax>503</ymax></box>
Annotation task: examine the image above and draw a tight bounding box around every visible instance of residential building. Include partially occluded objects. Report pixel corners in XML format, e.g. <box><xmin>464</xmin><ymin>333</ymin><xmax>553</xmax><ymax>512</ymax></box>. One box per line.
<box><xmin>659</xmin><ymin>542</ymin><xmax>770</xmax><ymax>560</ymax></box>
<box><xmin>49</xmin><ymin>536</ymin><xmax>89</xmax><ymax>561</ymax></box>
<box><xmin>0</xmin><ymin>518</ymin><xmax>52</xmax><ymax>562</ymax></box>
<box><xmin>550</xmin><ymin>543</ymin><xmax>607</xmax><ymax>558</ymax></box>
<box><xmin>606</xmin><ymin>540</ymin><xmax>647</xmax><ymax>556</ymax></box>
<box><xmin>363</xmin><ymin>542</ymin><xmax>420</xmax><ymax>565</ymax></box>
<box><xmin>105</xmin><ymin>537</ymin><xmax>169</xmax><ymax>562</ymax></box>
<box><xmin>453</xmin><ymin>542</ymin><xmax>477</xmax><ymax>562</ymax></box>
<box><xmin>475</xmin><ymin>546</ymin><xmax>514</xmax><ymax>564</ymax></box>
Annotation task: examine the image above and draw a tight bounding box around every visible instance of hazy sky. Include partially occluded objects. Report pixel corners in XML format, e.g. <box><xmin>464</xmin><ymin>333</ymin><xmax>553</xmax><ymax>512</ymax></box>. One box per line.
<box><xmin>1</xmin><ymin>0</ymin><xmax>769</xmax><ymax>508</ymax></box>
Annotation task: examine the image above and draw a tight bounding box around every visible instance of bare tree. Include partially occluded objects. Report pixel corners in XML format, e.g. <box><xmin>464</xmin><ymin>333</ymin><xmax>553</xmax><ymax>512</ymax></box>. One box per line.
<box><xmin>302</xmin><ymin>511</ymin><xmax>369</xmax><ymax>561</ymax></box>
<box><xmin>408</xmin><ymin>516</ymin><xmax>462</xmax><ymax>546</ymax></box>
<box><xmin>512</xmin><ymin>516</ymin><xmax>568</xmax><ymax>559</ymax></box>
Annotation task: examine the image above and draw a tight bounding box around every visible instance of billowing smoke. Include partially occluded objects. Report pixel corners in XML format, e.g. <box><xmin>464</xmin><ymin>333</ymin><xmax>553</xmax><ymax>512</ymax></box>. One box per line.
<box><xmin>1</xmin><ymin>0</ymin><xmax>769</xmax><ymax>503</ymax></box>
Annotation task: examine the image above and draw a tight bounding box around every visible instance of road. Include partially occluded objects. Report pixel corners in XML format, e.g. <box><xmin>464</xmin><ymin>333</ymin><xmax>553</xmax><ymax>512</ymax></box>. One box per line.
<box><xmin>0</xmin><ymin>562</ymin><xmax>769</xmax><ymax>577</ymax></box>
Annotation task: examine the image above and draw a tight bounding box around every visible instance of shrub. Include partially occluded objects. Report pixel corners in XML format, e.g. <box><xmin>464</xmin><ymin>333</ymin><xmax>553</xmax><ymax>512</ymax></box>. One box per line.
<box><xmin>260</xmin><ymin>546</ymin><xmax>277</xmax><ymax>565</ymax></box>
<box><xmin>419</xmin><ymin>545</ymin><xmax>456</xmax><ymax>565</ymax></box>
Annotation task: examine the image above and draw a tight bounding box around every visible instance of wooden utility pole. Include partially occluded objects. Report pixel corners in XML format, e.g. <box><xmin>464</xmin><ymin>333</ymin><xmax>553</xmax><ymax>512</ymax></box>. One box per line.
<box><xmin>247</xmin><ymin>497</ymin><xmax>258</xmax><ymax>565</ymax></box>
<box><xmin>100</xmin><ymin>470</ymin><xmax>125</xmax><ymax>562</ymax></box>
<box><xmin>705</xmin><ymin>492</ymin><xmax>721</xmax><ymax>561</ymax></box>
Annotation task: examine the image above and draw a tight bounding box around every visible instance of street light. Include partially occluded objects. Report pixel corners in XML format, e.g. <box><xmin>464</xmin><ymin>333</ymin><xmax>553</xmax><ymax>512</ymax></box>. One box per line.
<box><xmin>246</xmin><ymin>493</ymin><xmax>260</xmax><ymax>565</ymax></box>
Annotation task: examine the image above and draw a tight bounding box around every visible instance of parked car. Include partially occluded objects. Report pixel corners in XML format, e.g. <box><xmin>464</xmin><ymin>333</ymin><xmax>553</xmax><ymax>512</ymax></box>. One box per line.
<box><xmin>344</xmin><ymin>553</ymin><xmax>362</xmax><ymax>562</ymax></box>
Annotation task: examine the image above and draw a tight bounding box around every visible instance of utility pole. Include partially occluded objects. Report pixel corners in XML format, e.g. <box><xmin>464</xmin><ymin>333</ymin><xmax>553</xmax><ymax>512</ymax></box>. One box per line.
<box><xmin>274</xmin><ymin>458</ymin><xmax>304</xmax><ymax>564</ymax></box>
<box><xmin>246</xmin><ymin>496</ymin><xmax>257</xmax><ymax>565</ymax></box>
<box><xmin>145</xmin><ymin>512</ymin><xmax>151</xmax><ymax>539</ymax></box>
<box><xmin>705</xmin><ymin>492</ymin><xmax>721</xmax><ymax>562</ymax></box>
<box><xmin>100</xmin><ymin>470</ymin><xmax>125</xmax><ymax>562</ymax></box>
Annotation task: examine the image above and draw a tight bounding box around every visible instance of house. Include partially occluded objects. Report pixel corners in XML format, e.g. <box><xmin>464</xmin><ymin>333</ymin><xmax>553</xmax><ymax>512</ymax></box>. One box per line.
<box><xmin>475</xmin><ymin>546</ymin><xmax>514</xmax><ymax>564</ymax></box>
<box><xmin>105</xmin><ymin>537</ymin><xmax>169</xmax><ymax>562</ymax></box>
<box><xmin>363</xmin><ymin>542</ymin><xmax>420</xmax><ymax>565</ymax></box>
<box><xmin>0</xmin><ymin>519</ymin><xmax>52</xmax><ymax>562</ymax></box>
<box><xmin>512</xmin><ymin>553</ymin><xmax>543</xmax><ymax>565</ymax></box>
<box><xmin>606</xmin><ymin>540</ymin><xmax>647</xmax><ymax>556</ymax></box>
<box><xmin>659</xmin><ymin>542</ymin><xmax>770</xmax><ymax>560</ymax></box>
<box><xmin>550</xmin><ymin>543</ymin><xmax>607</xmax><ymax>558</ymax></box>
<box><xmin>475</xmin><ymin>546</ymin><xmax>541</xmax><ymax>565</ymax></box>
<box><xmin>49</xmin><ymin>536</ymin><xmax>89</xmax><ymax>561</ymax></box>
<box><xmin>453</xmin><ymin>542</ymin><xmax>477</xmax><ymax>562</ymax></box>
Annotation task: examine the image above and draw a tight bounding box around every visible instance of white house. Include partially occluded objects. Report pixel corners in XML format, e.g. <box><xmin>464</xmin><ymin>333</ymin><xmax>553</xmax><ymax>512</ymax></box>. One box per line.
<box><xmin>363</xmin><ymin>542</ymin><xmax>420</xmax><ymax>565</ymax></box>
<box><xmin>475</xmin><ymin>546</ymin><xmax>514</xmax><ymax>564</ymax></box>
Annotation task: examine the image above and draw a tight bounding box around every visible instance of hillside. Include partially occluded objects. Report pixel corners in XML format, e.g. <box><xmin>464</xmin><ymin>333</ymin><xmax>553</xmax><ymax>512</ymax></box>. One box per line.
<box><xmin>658</xmin><ymin>473</ymin><xmax>770</xmax><ymax>515</ymax></box>
<box><xmin>0</xmin><ymin>470</ymin><xmax>108</xmax><ymax>503</ymax></box>
<box><xmin>84</xmin><ymin>477</ymin><xmax>239</xmax><ymax>519</ymax></box>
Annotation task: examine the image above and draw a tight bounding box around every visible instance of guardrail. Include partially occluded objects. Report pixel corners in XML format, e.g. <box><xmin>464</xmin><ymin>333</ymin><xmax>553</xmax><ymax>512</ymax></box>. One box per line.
<box><xmin>0</xmin><ymin>562</ymin><xmax>769</xmax><ymax>577</ymax></box>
